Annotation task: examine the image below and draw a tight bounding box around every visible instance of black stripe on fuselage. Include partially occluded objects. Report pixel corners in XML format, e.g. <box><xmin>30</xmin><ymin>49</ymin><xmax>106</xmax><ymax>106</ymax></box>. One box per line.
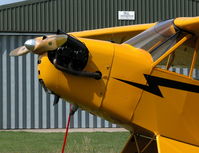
<box><xmin>114</xmin><ymin>74</ymin><xmax>199</xmax><ymax>97</ymax></box>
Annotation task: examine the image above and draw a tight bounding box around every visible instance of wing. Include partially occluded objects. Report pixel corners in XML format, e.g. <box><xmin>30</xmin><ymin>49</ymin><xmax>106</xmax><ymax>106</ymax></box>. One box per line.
<box><xmin>70</xmin><ymin>23</ymin><xmax>155</xmax><ymax>44</ymax></box>
<box><xmin>157</xmin><ymin>135</ymin><xmax>199</xmax><ymax>153</ymax></box>
<box><xmin>175</xmin><ymin>16</ymin><xmax>199</xmax><ymax>36</ymax></box>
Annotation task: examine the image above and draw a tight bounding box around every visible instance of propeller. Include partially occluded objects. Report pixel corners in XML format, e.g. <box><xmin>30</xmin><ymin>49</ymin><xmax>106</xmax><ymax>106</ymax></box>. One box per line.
<box><xmin>9</xmin><ymin>35</ymin><xmax>68</xmax><ymax>56</ymax></box>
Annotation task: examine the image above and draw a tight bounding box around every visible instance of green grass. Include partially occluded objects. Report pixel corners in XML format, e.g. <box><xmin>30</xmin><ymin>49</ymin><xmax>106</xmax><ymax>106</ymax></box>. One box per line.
<box><xmin>0</xmin><ymin>131</ymin><xmax>130</xmax><ymax>153</ymax></box>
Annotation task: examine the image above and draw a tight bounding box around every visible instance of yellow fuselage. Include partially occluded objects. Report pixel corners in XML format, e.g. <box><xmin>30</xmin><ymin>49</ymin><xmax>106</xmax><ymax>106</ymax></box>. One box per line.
<box><xmin>38</xmin><ymin>37</ymin><xmax>199</xmax><ymax>147</ymax></box>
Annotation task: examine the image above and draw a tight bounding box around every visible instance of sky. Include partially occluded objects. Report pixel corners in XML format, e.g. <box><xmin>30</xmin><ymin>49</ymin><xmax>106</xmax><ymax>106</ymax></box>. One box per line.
<box><xmin>0</xmin><ymin>0</ymin><xmax>26</xmax><ymax>5</ymax></box>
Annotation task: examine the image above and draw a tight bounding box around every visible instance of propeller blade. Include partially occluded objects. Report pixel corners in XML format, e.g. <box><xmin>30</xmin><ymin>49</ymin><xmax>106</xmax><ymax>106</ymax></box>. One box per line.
<box><xmin>9</xmin><ymin>36</ymin><xmax>43</xmax><ymax>56</ymax></box>
<box><xmin>9</xmin><ymin>34</ymin><xmax>68</xmax><ymax>56</ymax></box>
<box><xmin>9</xmin><ymin>46</ymin><xmax>30</xmax><ymax>56</ymax></box>
<box><xmin>33</xmin><ymin>35</ymin><xmax>68</xmax><ymax>54</ymax></box>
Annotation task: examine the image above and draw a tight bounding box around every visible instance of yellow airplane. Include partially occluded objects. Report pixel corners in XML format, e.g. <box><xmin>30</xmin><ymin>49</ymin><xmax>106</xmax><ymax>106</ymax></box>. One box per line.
<box><xmin>10</xmin><ymin>16</ymin><xmax>199</xmax><ymax>153</ymax></box>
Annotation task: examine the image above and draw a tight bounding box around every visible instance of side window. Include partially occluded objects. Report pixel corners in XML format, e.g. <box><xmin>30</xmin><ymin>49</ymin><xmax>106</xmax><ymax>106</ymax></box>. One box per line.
<box><xmin>156</xmin><ymin>39</ymin><xmax>195</xmax><ymax>77</ymax></box>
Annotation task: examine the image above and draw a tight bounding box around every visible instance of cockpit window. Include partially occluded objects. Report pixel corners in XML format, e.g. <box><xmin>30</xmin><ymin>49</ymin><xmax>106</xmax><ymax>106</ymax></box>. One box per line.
<box><xmin>124</xmin><ymin>19</ymin><xmax>182</xmax><ymax>61</ymax></box>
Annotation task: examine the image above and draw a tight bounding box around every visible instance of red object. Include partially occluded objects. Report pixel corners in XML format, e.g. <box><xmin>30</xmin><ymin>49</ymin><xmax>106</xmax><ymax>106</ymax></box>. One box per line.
<box><xmin>61</xmin><ymin>105</ymin><xmax>72</xmax><ymax>153</ymax></box>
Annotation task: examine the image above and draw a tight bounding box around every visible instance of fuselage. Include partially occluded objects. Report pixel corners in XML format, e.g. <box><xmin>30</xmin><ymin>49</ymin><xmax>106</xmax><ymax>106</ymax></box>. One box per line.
<box><xmin>38</xmin><ymin>20</ymin><xmax>199</xmax><ymax>147</ymax></box>
<box><xmin>38</xmin><ymin>38</ymin><xmax>153</xmax><ymax>130</ymax></box>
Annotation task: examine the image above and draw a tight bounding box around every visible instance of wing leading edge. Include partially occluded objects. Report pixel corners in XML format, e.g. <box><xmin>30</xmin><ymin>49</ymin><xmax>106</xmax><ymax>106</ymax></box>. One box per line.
<box><xmin>70</xmin><ymin>23</ymin><xmax>155</xmax><ymax>43</ymax></box>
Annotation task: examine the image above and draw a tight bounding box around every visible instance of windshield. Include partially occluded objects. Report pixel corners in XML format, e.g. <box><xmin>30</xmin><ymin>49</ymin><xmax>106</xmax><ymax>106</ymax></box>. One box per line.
<box><xmin>124</xmin><ymin>19</ymin><xmax>181</xmax><ymax>61</ymax></box>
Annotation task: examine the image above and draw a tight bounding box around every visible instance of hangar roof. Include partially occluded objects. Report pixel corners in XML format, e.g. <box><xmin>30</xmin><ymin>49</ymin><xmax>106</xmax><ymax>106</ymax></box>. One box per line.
<box><xmin>0</xmin><ymin>0</ymin><xmax>198</xmax><ymax>33</ymax></box>
<box><xmin>0</xmin><ymin>0</ymin><xmax>61</xmax><ymax>33</ymax></box>
<box><xmin>0</xmin><ymin>0</ymin><xmax>134</xmax><ymax>33</ymax></box>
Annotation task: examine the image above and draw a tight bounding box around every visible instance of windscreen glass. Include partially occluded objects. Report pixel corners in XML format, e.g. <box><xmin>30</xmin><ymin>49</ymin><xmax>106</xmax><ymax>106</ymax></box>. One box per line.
<box><xmin>124</xmin><ymin>19</ymin><xmax>182</xmax><ymax>61</ymax></box>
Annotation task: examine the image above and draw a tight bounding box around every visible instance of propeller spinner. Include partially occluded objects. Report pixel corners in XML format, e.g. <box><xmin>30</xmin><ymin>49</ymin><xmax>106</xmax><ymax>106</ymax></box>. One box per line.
<box><xmin>9</xmin><ymin>35</ymin><xmax>68</xmax><ymax>56</ymax></box>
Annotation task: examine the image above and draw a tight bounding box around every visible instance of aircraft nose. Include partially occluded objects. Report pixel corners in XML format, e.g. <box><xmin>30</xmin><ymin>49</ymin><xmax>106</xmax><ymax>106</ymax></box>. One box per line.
<box><xmin>24</xmin><ymin>39</ymin><xmax>36</xmax><ymax>51</ymax></box>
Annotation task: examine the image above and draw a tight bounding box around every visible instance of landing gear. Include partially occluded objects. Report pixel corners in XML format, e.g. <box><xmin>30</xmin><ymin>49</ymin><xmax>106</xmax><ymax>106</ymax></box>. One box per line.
<box><xmin>121</xmin><ymin>133</ymin><xmax>157</xmax><ymax>153</ymax></box>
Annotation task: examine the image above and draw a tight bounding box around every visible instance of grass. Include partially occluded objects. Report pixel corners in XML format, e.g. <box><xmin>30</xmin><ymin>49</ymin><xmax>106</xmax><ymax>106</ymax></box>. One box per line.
<box><xmin>0</xmin><ymin>131</ymin><xmax>130</xmax><ymax>153</ymax></box>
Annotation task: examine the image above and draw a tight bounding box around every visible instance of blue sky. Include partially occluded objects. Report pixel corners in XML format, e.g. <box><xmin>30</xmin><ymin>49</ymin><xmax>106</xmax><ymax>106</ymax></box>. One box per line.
<box><xmin>0</xmin><ymin>0</ymin><xmax>26</xmax><ymax>5</ymax></box>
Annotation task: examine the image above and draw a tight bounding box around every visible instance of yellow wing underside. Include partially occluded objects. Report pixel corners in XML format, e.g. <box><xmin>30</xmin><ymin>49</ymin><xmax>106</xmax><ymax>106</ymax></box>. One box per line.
<box><xmin>157</xmin><ymin>135</ymin><xmax>199</xmax><ymax>153</ymax></box>
<box><xmin>70</xmin><ymin>23</ymin><xmax>155</xmax><ymax>43</ymax></box>
<box><xmin>70</xmin><ymin>16</ymin><xmax>199</xmax><ymax>41</ymax></box>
